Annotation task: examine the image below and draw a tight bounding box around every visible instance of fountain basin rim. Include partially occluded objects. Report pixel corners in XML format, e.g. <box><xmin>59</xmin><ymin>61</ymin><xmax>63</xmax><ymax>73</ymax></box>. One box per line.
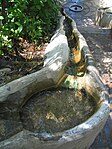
<box><xmin>26</xmin><ymin>99</ymin><xmax>109</xmax><ymax>142</ymax></box>
<box><xmin>0</xmin><ymin>100</ymin><xmax>109</xmax><ymax>146</ymax></box>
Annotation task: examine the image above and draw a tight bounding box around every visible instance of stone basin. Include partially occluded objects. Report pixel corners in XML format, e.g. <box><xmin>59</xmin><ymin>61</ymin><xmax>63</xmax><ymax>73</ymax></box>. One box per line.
<box><xmin>0</xmin><ymin>14</ymin><xmax>110</xmax><ymax>149</ymax></box>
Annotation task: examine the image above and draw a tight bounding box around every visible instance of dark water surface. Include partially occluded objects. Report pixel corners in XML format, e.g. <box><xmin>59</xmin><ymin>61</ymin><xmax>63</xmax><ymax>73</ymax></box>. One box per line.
<box><xmin>20</xmin><ymin>88</ymin><xmax>97</xmax><ymax>134</ymax></box>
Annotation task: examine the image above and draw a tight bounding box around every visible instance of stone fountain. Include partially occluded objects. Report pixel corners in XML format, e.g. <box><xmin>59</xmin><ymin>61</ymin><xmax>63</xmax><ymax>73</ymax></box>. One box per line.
<box><xmin>0</xmin><ymin>14</ymin><xmax>110</xmax><ymax>149</ymax></box>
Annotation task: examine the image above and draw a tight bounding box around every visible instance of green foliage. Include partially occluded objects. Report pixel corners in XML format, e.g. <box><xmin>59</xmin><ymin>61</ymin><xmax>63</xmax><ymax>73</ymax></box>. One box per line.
<box><xmin>0</xmin><ymin>0</ymin><xmax>59</xmax><ymax>55</ymax></box>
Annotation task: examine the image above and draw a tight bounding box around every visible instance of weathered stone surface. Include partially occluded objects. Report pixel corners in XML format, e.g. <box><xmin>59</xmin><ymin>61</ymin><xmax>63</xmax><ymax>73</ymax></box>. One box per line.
<box><xmin>0</xmin><ymin>15</ymin><xmax>110</xmax><ymax>149</ymax></box>
<box><xmin>44</xmin><ymin>34</ymin><xmax>69</xmax><ymax>67</ymax></box>
<box><xmin>0</xmin><ymin>27</ymin><xmax>69</xmax><ymax>142</ymax></box>
<box><xmin>0</xmin><ymin>102</ymin><xmax>109</xmax><ymax>149</ymax></box>
<box><xmin>0</xmin><ymin>119</ymin><xmax>22</xmax><ymax>142</ymax></box>
<box><xmin>96</xmin><ymin>7</ymin><xmax>112</xmax><ymax>28</ymax></box>
<box><xmin>0</xmin><ymin>68</ymin><xmax>11</xmax><ymax>74</ymax></box>
<box><xmin>0</xmin><ymin>34</ymin><xmax>69</xmax><ymax>110</ymax></box>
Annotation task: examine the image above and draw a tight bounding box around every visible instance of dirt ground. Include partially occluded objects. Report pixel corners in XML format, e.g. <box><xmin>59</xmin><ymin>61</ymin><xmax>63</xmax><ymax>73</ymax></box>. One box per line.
<box><xmin>0</xmin><ymin>39</ymin><xmax>48</xmax><ymax>87</ymax></box>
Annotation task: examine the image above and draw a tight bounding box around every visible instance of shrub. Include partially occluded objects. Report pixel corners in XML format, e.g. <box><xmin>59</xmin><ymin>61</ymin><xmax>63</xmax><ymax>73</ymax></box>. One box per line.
<box><xmin>0</xmin><ymin>0</ymin><xmax>59</xmax><ymax>55</ymax></box>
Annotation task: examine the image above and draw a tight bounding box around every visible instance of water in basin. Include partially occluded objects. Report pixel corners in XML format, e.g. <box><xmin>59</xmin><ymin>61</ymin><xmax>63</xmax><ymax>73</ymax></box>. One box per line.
<box><xmin>20</xmin><ymin>87</ymin><xmax>97</xmax><ymax>134</ymax></box>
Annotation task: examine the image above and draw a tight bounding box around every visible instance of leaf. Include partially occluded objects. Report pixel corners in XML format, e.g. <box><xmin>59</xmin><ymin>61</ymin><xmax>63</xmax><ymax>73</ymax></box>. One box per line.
<box><xmin>14</xmin><ymin>29</ymin><xmax>18</xmax><ymax>34</ymax></box>
<box><xmin>11</xmin><ymin>28</ymin><xmax>14</xmax><ymax>32</ymax></box>
<box><xmin>0</xmin><ymin>50</ymin><xmax>4</xmax><ymax>56</ymax></box>
<box><xmin>36</xmin><ymin>5</ymin><xmax>41</xmax><ymax>10</ymax></box>
<box><xmin>11</xmin><ymin>18</ymin><xmax>14</xmax><ymax>22</ymax></box>
<box><xmin>7</xmin><ymin>43</ymin><xmax>12</xmax><ymax>48</ymax></box>
<box><xmin>15</xmin><ymin>22</ymin><xmax>21</xmax><ymax>26</ymax></box>
<box><xmin>2</xmin><ymin>35</ymin><xmax>8</xmax><ymax>41</ymax></box>
<box><xmin>0</xmin><ymin>16</ymin><xmax>4</xmax><ymax>20</ymax></box>
<box><xmin>18</xmin><ymin>25</ymin><xmax>23</xmax><ymax>33</ymax></box>
<box><xmin>15</xmin><ymin>22</ymin><xmax>23</xmax><ymax>33</ymax></box>
<box><xmin>8</xmin><ymin>13</ymin><xmax>13</xmax><ymax>18</ymax></box>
